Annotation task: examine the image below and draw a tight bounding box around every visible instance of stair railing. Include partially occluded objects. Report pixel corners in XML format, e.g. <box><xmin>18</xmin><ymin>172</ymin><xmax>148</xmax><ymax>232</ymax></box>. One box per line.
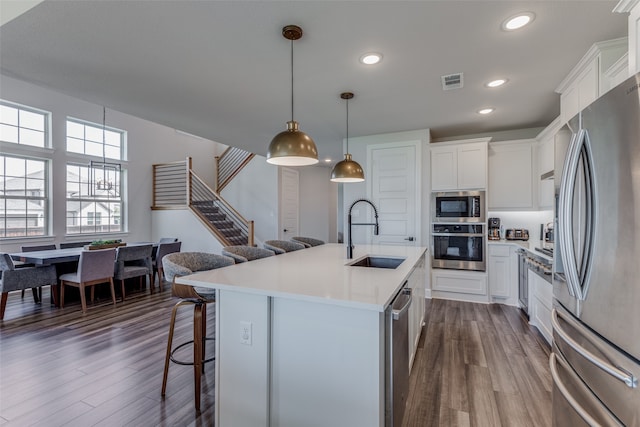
<box><xmin>216</xmin><ymin>146</ymin><xmax>255</xmax><ymax>192</ymax></box>
<box><xmin>152</xmin><ymin>157</ymin><xmax>254</xmax><ymax>246</ymax></box>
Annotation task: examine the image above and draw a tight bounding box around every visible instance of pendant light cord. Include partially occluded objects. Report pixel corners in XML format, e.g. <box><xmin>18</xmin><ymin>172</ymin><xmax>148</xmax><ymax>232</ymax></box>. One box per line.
<box><xmin>102</xmin><ymin>107</ymin><xmax>106</xmax><ymax>162</ymax></box>
<box><xmin>345</xmin><ymin>97</ymin><xmax>349</xmax><ymax>154</ymax></box>
<box><xmin>290</xmin><ymin>39</ymin><xmax>294</xmax><ymax>122</ymax></box>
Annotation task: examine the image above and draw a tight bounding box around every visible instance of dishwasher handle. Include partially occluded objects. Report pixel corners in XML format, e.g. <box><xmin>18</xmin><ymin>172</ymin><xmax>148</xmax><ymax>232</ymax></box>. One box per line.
<box><xmin>392</xmin><ymin>287</ymin><xmax>412</xmax><ymax>320</ymax></box>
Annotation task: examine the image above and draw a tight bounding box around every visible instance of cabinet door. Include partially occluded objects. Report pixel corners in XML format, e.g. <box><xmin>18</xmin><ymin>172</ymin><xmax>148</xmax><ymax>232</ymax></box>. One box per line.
<box><xmin>538</xmin><ymin>137</ymin><xmax>555</xmax><ymax>209</ymax></box>
<box><xmin>561</xmin><ymin>84</ymin><xmax>580</xmax><ymax>124</ymax></box>
<box><xmin>488</xmin><ymin>245</ymin><xmax>510</xmax><ymax>298</ymax></box>
<box><xmin>578</xmin><ymin>58</ymin><xmax>599</xmax><ymax>110</ymax></box>
<box><xmin>488</xmin><ymin>142</ymin><xmax>533</xmax><ymax>209</ymax></box>
<box><xmin>457</xmin><ymin>143</ymin><xmax>487</xmax><ymax>189</ymax></box>
<box><xmin>431</xmin><ymin>146</ymin><xmax>457</xmax><ymax>190</ymax></box>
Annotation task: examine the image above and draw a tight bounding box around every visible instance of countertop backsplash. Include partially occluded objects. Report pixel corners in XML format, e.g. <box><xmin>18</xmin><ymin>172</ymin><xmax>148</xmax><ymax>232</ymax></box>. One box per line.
<box><xmin>487</xmin><ymin>210</ymin><xmax>554</xmax><ymax>241</ymax></box>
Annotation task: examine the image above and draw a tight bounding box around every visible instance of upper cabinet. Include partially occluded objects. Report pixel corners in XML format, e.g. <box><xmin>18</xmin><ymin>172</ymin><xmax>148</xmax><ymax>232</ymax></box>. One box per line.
<box><xmin>488</xmin><ymin>140</ymin><xmax>534</xmax><ymax>210</ymax></box>
<box><xmin>614</xmin><ymin>0</ymin><xmax>640</xmax><ymax>75</ymax></box>
<box><xmin>556</xmin><ymin>37</ymin><xmax>628</xmax><ymax>124</ymax></box>
<box><xmin>430</xmin><ymin>138</ymin><xmax>489</xmax><ymax>191</ymax></box>
<box><xmin>536</xmin><ymin>117</ymin><xmax>562</xmax><ymax>210</ymax></box>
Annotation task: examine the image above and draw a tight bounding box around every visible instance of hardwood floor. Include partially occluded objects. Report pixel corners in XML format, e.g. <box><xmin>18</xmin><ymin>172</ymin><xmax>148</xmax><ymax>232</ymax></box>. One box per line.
<box><xmin>1</xmin><ymin>286</ymin><xmax>551</xmax><ymax>426</ymax></box>
<box><xmin>403</xmin><ymin>299</ymin><xmax>552</xmax><ymax>427</ymax></box>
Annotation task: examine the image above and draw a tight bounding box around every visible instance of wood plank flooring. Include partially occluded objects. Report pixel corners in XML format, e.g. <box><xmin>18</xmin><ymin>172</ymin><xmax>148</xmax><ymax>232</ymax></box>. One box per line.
<box><xmin>1</xmin><ymin>285</ymin><xmax>551</xmax><ymax>426</ymax></box>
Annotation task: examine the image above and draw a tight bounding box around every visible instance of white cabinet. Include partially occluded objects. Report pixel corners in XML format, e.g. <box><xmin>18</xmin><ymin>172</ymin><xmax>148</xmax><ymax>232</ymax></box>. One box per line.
<box><xmin>536</xmin><ymin>117</ymin><xmax>561</xmax><ymax>210</ymax></box>
<box><xmin>528</xmin><ymin>270</ymin><xmax>553</xmax><ymax>344</ymax></box>
<box><xmin>488</xmin><ymin>244</ymin><xmax>519</xmax><ymax>305</ymax></box>
<box><xmin>432</xmin><ymin>269</ymin><xmax>488</xmax><ymax>303</ymax></box>
<box><xmin>407</xmin><ymin>254</ymin><xmax>426</xmax><ymax>370</ymax></box>
<box><xmin>615</xmin><ymin>0</ymin><xmax>640</xmax><ymax>75</ymax></box>
<box><xmin>488</xmin><ymin>140</ymin><xmax>534</xmax><ymax>210</ymax></box>
<box><xmin>430</xmin><ymin>138</ymin><xmax>489</xmax><ymax>191</ymax></box>
<box><xmin>557</xmin><ymin>37</ymin><xmax>628</xmax><ymax>124</ymax></box>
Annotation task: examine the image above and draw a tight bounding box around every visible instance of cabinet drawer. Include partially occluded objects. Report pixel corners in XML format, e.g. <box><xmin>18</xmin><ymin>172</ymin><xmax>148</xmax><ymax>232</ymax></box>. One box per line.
<box><xmin>433</xmin><ymin>272</ymin><xmax>487</xmax><ymax>295</ymax></box>
<box><xmin>488</xmin><ymin>245</ymin><xmax>510</xmax><ymax>257</ymax></box>
<box><xmin>534</xmin><ymin>277</ymin><xmax>553</xmax><ymax>309</ymax></box>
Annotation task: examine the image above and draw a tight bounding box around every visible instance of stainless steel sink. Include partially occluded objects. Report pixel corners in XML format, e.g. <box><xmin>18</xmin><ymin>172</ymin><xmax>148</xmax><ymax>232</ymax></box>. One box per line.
<box><xmin>348</xmin><ymin>256</ymin><xmax>406</xmax><ymax>269</ymax></box>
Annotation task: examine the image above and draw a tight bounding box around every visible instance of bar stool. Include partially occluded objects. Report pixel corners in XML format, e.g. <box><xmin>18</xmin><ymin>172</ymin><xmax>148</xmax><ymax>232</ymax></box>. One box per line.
<box><xmin>161</xmin><ymin>252</ymin><xmax>235</xmax><ymax>411</ymax></box>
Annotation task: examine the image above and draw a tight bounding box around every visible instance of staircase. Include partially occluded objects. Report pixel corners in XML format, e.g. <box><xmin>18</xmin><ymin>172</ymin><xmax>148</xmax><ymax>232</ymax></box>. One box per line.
<box><xmin>152</xmin><ymin>157</ymin><xmax>254</xmax><ymax>247</ymax></box>
<box><xmin>216</xmin><ymin>146</ymin><xmax>255</xmax><ymax>192</ymax></box>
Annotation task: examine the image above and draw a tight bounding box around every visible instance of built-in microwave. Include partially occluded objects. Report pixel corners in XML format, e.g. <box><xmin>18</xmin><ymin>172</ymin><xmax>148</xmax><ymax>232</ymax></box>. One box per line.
<box><xmin>431</xmin><ymin>191</ymin><xmax>485</xmax><ymax>223</ymax></box>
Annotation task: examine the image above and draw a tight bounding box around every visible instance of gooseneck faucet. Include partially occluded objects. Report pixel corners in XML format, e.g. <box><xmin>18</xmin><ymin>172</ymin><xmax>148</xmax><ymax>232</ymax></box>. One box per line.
<box><xmin>347</xmin><ymin>198</ymin><xmax>379</xmax><ymax>259</ymax></box>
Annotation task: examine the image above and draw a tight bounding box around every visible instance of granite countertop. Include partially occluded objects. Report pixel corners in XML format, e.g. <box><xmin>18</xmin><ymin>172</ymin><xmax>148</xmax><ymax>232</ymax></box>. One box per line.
<box><xmin>176</xmin><ymin>243</ymin><xmax>428</xmax><ymax>312</ymax></box>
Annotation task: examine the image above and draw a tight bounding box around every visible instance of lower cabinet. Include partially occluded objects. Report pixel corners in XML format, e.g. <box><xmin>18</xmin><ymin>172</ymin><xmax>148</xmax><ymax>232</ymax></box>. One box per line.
<box><xmin>407</xmin><ymin>254</ymin><xmax>426</xmax><ymax>370</ymax></box>
<box><xmin>528</xmin><ymin>270</ymin><xmax>553</xmax><ymax>343</ymax></box>
<box><xmin>432</xmin><ymin>269</ymin><xmax>488</xmax><ymax>303</ymax></box>
<box><xmin>487</xmin><ymin>244</ymin><xmax>519</xmax><ymax>305</ymax></box>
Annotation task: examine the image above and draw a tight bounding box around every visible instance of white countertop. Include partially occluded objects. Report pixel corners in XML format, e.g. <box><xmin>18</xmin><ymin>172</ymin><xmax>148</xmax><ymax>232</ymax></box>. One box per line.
<box><xmin>176</xmin><ymin>243</ymin><xmax>427</xmax><ymax>312</ymax></box>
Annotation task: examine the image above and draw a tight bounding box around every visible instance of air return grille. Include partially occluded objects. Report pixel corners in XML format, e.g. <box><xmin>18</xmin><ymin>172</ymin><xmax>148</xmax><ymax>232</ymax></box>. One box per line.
<box><xmin>441</xmin><ymin>73</ymin><xmax>464</xmax><ymax>90</ymax></box>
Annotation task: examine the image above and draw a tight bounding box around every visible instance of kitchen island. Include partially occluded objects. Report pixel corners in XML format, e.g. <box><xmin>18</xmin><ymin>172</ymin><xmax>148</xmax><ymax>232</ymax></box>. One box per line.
<box><xmin>177</xmin><ymin>243</ymin><xmax>427</xmax><ymax>427</ymax></box>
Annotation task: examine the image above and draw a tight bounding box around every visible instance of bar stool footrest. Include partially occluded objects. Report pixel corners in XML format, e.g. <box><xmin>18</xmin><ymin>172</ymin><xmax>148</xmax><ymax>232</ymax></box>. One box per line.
<box><xmin>169</xmin><ymin>337</ymin><xmax>215</xmax><ymax>366</ymax></box>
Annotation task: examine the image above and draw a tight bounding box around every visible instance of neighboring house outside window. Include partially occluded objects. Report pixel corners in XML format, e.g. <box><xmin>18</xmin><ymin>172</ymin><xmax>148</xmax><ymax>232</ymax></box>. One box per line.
<box><xmin>0</xmin><ymin>100</ymin><xmax>51</xmax><ymax>238</ymax></box>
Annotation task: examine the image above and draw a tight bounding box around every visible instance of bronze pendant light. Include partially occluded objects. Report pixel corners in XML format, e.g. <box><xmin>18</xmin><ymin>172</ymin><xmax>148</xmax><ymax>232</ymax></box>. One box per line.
<box><xmin>331</xmin><ymin>92</ymin><xmax>364</xmax><ymax>182</ymax></box>
<box><xmin>267</xmin><ymin>25</ymin><xmax>319</xmax><ymax>166</ymax></box>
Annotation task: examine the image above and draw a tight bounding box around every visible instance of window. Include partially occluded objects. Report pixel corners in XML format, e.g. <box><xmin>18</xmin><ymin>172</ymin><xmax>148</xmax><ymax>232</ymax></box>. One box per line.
<box><xmin>66</xmin><ymin>163</ymin><xmax>122</xmax><ymax>234</ymax></box>
<box><xmin>0</xmin><ymin>101</ymin><xmax>49</xmax><ymax>148</ymax></box>
<box><xmin>66</xmin><ymin>118</ymin><xmax>123</xmax><ymax>160</ymax></box>
<box><xmin>0</xmin><ymin>155</ymin><xmax>48</xmax><ymax>237</ymax></box>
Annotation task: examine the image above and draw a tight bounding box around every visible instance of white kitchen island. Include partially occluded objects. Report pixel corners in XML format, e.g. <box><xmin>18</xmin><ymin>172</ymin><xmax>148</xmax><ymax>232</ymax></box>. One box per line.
<box><xmin>176</xmin><ymin>243</ymin><xmax>427</xmax><ymax>427</ymax></box>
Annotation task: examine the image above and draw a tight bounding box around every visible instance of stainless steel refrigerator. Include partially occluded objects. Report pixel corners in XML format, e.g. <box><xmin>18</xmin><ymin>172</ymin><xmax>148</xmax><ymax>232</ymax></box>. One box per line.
<box><xmin>552</xmin><ymin>72</ymin><xmax>640</xmax><ymax>426</ymax></box>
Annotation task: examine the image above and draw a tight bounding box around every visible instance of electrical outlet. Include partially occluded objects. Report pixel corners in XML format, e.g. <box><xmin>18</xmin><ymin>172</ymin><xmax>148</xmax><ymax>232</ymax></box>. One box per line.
<box><xmin>240</xmin><ymin>321</ymin><xmax>252</xmax><ymax>345</ymax></box>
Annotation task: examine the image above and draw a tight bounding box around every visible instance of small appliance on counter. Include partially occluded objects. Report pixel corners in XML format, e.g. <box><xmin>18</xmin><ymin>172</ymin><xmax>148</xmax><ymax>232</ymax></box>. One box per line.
<box><xmin>544</xmin><ymin>222</ymin><xmax>554</xmax><ymax>242</ymax></box>
<box><xmin>506</xmin><ymin>228</ymin><xmax>529</xmax><ymax>241</ymax></box>
<box><xmin>488</xmin><ymin>217</ymin><xmax>501</xmax><ymax>240</ymax></box>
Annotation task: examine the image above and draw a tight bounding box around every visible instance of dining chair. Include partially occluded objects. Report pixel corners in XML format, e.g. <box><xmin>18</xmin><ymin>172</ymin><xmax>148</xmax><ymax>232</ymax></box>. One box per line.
<box><xmin>158</xmin><ymin>237</ymin><xmax>179</xmax><ymax>244</ymax></box>
<box><xmin>113</xmin><ymin>244</ymin><xmax>154</xmax><ymax>301</ymax></box>
<box><xmin>291</xmin><ymin>236</ymin><xmax>325</xmax><ymax>248</ymax></box>
<box><xmin>153</xmin><ymin>241</ymin><xmax>182</xmax><ymax>288</ymax></box>
<box><xmin>20</xmin><ymin>244</ymin><xmax>57</xmax><ymax>302</ymax></box>
<box><xmin>161</xmin><ymin>252</ymin><xmax>235</xmax><ymax>411</ymax></box>
<box><xmin>221</xmin><ymin>245</ymin><xmax>275</xmax><ymax>263</ymax></box>
<box><xmin>263</xmin><ymin>239</ymin><xmax>305</xmax><ymax>254</ymax></box>
<box><xmin>59</xmin><ymin>248</ymin><xmax>117</xmax><ymax>313</ymax></box>
<box><xmin>0</xmin><ymin>253</ymin><xmax>58</xmax><ymax>320</ymax></box>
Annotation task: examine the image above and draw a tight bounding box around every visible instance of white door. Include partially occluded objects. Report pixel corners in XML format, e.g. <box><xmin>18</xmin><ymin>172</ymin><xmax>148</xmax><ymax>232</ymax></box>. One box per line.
<box><xmin>368</xmin><ymin>143</ymin><xmax>419</xmax><ymax>246</ymax></box>
<box><xmin>279</xmin><ymin>167</ymin><xmax>299</xmax><ymax>240</ymax></box>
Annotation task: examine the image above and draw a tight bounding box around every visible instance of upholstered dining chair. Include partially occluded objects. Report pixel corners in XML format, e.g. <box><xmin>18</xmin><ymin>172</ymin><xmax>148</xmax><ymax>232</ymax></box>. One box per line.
<box><xmin>221</xmin><ymin>245</ymin><xmax>275</xmax><ymax>263</ymax></box>
<box><xmin>153</xmin><ymin>241</ymin><xmax>182</xmax><ymax>288</ymax></box>
<box><xmin>59</xmin><ymin>248</ymin><xmax>117</xmax><ymax>314</ymax></box>
<box><xmin>20</xmin><ymin>244</ymin><xmax>57</xmax><ymax>302</ymax></box>
<box><xmin>161</xmin><ymin>252</ymin><xmax>235</xmax><ymax>412</ymax></box>
<box><xmin>59</xmin><ymin>241</ymin><xmax>92</xmax><ymax>249</ymax></box>
<box><xmin>291</xmin><ymin>236</ymin><xmax>325</xmax><ymax>248</ymax></box>
<box><xmin>0</xmin><ymin>254</ymin><xmax>58</xmax><ymax>320</ymax></box>
<box><xmin>263</xmin><ymin>240</ymin><xmax>305</xmax><ymax>255</ymax></box>
<box><xmin>113</xmin><ymin>244</ymin><xmax>154</xmax><ymax>301</ymax></box>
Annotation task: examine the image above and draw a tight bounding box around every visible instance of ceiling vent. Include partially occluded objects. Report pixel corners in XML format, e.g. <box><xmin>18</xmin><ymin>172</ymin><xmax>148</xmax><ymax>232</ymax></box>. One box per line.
<box><xmin>441</xmin><ymin>73</ymin><xmax>464</xmax><ymax>91</ymax></box>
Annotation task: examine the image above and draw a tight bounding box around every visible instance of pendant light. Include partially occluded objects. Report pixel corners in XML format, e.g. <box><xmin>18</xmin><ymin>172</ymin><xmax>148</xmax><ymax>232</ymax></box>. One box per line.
<box><xmin>267</xmin><ymin>25</ymin><xmax>319</xmax><ymax>166</ymax></box>
<box><xmin>331</xmin><ymin>92</ymin><xmax>364</xmax><ymax>182</ymax></box>
<box><xmin>89</xmin><ymin>107</ymin><xmax>121</xmax><ymax>197</ymax></box>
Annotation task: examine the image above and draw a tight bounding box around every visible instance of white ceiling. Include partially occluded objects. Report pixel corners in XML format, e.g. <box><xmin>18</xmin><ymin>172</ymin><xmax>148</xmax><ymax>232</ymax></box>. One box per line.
<box><xmin>0</xmin><ymin>1</ymin><xmax>628</xmax><ymax>165</ymax></box>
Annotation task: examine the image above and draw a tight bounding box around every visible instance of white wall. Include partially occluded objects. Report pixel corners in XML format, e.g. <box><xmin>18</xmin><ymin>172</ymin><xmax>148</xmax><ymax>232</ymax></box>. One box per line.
<box><xmin>1</xmin><ymin>75</ymin><xmax>223</xmax><ymax>253</ymax></box>
<box><xmin>151</xmin><ymin>209</ymin><xmax>224</xmax><ymax>253</ymax></box>
<box><xmin>299</xmin><ymin>166</ymin><xmax>338</xmax><ymax>243</ymax></box>
<box><xmin>221</xmin><ymin>156</ymin><xmax>279</xmax><ymax>245</ymax></box>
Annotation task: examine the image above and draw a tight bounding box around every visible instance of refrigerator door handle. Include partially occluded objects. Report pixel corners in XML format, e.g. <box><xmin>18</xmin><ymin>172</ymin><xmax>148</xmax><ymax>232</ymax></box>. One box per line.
<box><xmin>552</xmin><ymin>309</ymin><xmax>638</xmax><ymax>388</ymax></box>
<box><xmin>558</xmin><ymin>130</ymin><xmax>582</xmax><ymax>298</ymax></box>
<box><xmin>550</xmin><ymin>353</ymin><xmax>624</xmax><ymax>426</ymax></box>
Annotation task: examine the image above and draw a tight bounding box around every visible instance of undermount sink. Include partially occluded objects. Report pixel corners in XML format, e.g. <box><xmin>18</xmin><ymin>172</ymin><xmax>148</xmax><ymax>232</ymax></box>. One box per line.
<box><xmin>348</xmin><ymin>256</ymin><xmax>406</xmax><ymax>269</ymax></box>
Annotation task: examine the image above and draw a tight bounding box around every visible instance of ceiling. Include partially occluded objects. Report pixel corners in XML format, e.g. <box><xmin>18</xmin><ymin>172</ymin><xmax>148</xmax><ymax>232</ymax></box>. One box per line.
<box><xmin>0</xmin><ymin>1</ymin><xmax>628</xmax><ymax>166</ymax></box>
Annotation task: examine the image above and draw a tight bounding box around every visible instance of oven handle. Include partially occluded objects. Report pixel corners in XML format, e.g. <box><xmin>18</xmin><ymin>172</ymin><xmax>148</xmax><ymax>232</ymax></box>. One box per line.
<box><xmin>552</xmin><ymin>308</ymin><xmax>637</xmax><ymax>388</ymax></box>
<box><xmin>549</xmin><ymin>353</ymin><xmax>623</xmax><ymax>426</ymax></box>
<box><xmin>432</xmin><ymin>233</ymin><xmax>484</xmax><ymax>237</ymax></box>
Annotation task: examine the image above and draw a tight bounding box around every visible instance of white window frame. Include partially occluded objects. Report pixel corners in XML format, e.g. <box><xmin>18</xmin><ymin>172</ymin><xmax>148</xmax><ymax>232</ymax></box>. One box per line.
<box><xmin>0</xmin><ymin>100</ymin><xmax>50</xmax><ymax>148</ymax></box>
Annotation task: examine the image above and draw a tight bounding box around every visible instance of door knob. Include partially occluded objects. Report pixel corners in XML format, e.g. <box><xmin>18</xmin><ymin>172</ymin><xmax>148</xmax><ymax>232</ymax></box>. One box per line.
<box><xmin>283</xmin><ymin>229</ymin><xmax>289</xmax><ymax>232</ymax></box>
<box><xmin>404</xmin><ymin>237</ymin><xmax>414</xmax><ymax>241</ymax></box>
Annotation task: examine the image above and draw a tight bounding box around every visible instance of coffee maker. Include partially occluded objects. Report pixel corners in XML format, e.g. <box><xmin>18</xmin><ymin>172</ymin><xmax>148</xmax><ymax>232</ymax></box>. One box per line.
<box><xmin>488</xmin><ymin>217</ymin><xmax>501</xmax><ymax>240</ymax></box>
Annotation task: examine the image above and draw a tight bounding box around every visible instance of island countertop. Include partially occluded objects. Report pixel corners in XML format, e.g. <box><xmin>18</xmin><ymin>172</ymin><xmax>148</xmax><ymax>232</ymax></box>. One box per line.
<box><xmin>176</xmin><ymin>243</ymin><xmax>427</xmax><ymax>312</ymax></box>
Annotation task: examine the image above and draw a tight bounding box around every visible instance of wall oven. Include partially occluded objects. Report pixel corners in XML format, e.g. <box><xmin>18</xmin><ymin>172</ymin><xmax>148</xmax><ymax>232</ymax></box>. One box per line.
<box><xmin>431</xmin><ymin>191</ymin><xmax>485</xmax><ymax>223</ymax></box>
<box><xmin>432</xmin><ymin>224</ymin><xmax>485</xmax><ymax>271</ymax></box>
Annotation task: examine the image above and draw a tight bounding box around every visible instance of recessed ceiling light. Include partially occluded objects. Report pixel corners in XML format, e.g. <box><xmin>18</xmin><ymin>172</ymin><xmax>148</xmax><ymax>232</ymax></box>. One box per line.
<box><xmin>360</xmin><ymin>53</ymin><xmax>382</xmax><ymax>65</ymax></box>
<box><xmin>502</xmin><ymin>12</ymin><xmax>535</xmax><ymax>31</ymax></box>
<box><xmin>478</xmin><ymin>108</ymin><xmax>495</xmax><ymax>115</ymax></box>
<box><xmin>486</xmin><ymin>79</ymin><xmax>507</xmax><ymax>88</ymax></box>
<box><xmin>324</xmin><ymin>158</ymin><xmax>332</xmax><ymax>163</ymax></box>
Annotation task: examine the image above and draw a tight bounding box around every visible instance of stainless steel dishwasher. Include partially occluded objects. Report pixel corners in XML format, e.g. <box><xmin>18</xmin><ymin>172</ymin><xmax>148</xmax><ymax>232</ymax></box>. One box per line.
<box><xmin>385</xmin><ymin>282</ymin><xmax>412</xmax><ymax>426</ymax></box>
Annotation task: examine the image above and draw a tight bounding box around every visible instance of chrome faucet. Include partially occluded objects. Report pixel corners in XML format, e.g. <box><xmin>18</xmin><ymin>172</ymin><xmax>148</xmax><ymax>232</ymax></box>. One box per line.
<box><xmin>347</xmin><ymin>198</ymin><xmax>379</xmax><ymax>259</ymax></box>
